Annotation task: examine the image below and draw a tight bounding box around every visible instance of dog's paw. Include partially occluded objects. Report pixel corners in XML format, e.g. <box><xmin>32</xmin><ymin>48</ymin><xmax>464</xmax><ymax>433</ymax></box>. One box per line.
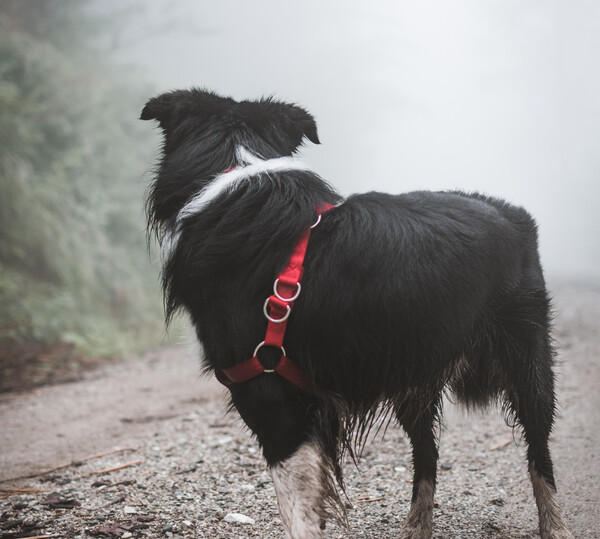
<box><xmin>542</xmin><ymin>529</ymin><xmax>574</xmax><ymax>539</ymax></box>
<box><xmin>397</xmin><ymin>522</ymin><xmax>433</xmax><ymax>539</ymax></box>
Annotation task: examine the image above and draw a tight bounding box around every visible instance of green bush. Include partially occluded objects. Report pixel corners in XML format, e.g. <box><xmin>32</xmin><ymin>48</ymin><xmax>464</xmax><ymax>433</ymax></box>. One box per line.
<box><xmin>0</xmin><ymin>2</ymin><xmax>167</xmax><ymax>356</ymax></box>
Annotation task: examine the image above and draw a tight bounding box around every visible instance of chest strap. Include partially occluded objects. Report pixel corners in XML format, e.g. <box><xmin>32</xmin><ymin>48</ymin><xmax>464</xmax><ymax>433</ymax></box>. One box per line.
<box><xmin>215</xmin><ymin>203</ymin><xmax>335</xmax><ymax>391</ymax></box>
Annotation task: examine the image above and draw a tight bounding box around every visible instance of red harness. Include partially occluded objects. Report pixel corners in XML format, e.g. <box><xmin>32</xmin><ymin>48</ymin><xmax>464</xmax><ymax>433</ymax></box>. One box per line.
<box><xmin>215</xmin><ymin>203</ymin><xmax>334</xmax><ymax>391</ymax></box>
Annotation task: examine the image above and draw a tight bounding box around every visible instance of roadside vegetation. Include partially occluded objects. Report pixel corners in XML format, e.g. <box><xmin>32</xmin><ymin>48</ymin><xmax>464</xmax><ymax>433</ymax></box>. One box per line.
<box><xmin>0</xmin><ymin>0</ymin><xmax>166</xmax><ymax>378</ymax></box>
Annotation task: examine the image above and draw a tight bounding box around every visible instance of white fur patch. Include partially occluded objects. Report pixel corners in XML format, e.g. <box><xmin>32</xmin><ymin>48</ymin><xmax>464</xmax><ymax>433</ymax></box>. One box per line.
<box><xmin>399</xmin><ymin>478</ymin><xmax>435</xmax><ymax>539</ymax></box>
<box><xmin>529</xmin><ymin>463</ymin><xmax>573</xmax><ymax>539</ymax></box>
<box><xmin>179</xmin><ymin>147</ymin><xmax>310</xmax><ymax>219</ymax></box>
<box><xmin>160</xmin><ymin>227</ymin><xmax>181</xmax><ymax>262</ymax></box>
<box><xmin>270</xmin><ymin>442</ymin><xmax>342</xmax><ymax>539</ymax></box>
<box><xmin>160</xmin><ymin>147</ymin><xmax>311</xmax><ymax>261</ymax></box>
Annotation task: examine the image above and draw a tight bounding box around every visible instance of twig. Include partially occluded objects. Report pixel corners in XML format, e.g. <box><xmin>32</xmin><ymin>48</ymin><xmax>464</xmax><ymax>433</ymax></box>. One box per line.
<box><xmin>0</xmin><ymin>487</ymin><xmax>48</xmax><ymax>499</ymax></box>
<box><xmin>0</xmin><ymin>390</ymin><xmax>44</xmax><ymax>403</ymax></box>
<box><xmin>490</xmin><ymin>438</ymin><xmax>512</xmax><ymax>450</ymax></box>
<box><xmin>86</xmin><ymin>460</ymin><xmax>142</xmax><ymax>476</ymax></box>
<box><xmin>0</xmin><ymin>487</ymin><xmax>46</xmax><ymax>494</ymax></box>
<box><xmin>16</xmin><ymin>535</ymin><xmax>56</xmax><ymax>539</ymax></box>
<box><xmin>75</xmin><ymin>447</ymin><xmax>137</xmax><ymax>463</ymax></box>
<box><xmin>355</xmin><ymin>495</ymin><xmax>385</xmax><ymax>503</ymax></box>
<box><xmin>0</xmin><ymin>447</ymin><xmax>137</xmax><ymax>484</ymax></box>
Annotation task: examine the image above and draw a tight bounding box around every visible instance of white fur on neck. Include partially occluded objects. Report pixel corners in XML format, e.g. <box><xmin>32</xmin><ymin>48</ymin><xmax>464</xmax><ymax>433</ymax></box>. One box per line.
<box><xmin>179</xmin><ymin>146</ymin><xmax>309</xmax><ymax>220</ymax></box>
<box><xmin>160</xmin><ymin>147</ymin><xmax>310</xmax><ymax>261</ymax></box>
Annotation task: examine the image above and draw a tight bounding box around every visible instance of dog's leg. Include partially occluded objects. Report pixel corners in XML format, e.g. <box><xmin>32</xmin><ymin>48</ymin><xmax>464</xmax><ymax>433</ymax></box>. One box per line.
<box><xmin>270</xmin><ymin>441</ymin><xmax>341</xmax><ymax>539</ymax></box>
<box><xmin>229</xmin><ymin>378</ymin><xmax>344</xmax><ymax>539</ymax></box>
<box><xmin>395</xmin><ymin>394</ymin><xmax>441</xmax><ymax>539</ymax></box>
<box><xmin>501</xmin><ymin>319</ymin><xmax>573</xmax><ymax>539</ymax></box>
<box><xmin>510</xmin><ymin>369</ymin><xmax>573</xmax><ymax>538</ymax></box>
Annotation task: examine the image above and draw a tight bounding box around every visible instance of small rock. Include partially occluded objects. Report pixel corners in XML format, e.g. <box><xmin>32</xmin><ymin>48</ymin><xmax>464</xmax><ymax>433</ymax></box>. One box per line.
<box><xmin>124</xmin><ymin>506</ymin><xmax>137</xmax><ymax>514</ymax></box>
<box><xmin>122</xmin><ymin>533</ymin><xmax>133</xmax><ymax>539</ymax></box>
<box><xmin>211</xmin><ymin>436</ymin><xmax>233</xmax><ymax>447</ymax></box>
<box><xmin>224</xmin><ymin>512</ymin><xmax>255</xmax><ymax>525</ymax></box>
<box><xmin>441</xmin><ymin>462</ymin><xmax>453</xmax><ymax>471</ymax></box>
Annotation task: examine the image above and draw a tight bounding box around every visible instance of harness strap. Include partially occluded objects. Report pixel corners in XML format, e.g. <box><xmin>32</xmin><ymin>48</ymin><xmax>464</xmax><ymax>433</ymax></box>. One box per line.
<box><xmin>216</xmin><ymin>203</ymin><xmax>335</xmax><ymax>392</ymax></box>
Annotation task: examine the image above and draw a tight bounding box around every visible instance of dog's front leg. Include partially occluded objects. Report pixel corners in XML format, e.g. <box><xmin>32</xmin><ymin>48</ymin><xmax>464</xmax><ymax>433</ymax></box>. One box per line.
<box><xmin>229</xmin><ymin>378</ymin><xmax>344</xmax><ymax>538</ymax></box>
<box><xmin>270</xmin><ymin>441</ymin><xmax>337</xmax><ymax>539</ymax></box>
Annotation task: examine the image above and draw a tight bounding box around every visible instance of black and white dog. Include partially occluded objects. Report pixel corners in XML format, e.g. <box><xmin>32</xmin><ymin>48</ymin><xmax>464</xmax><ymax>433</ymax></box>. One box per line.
<box><xmin>141</xmin><ymin>89</ymin><xmax>572</xmax><ymax>539</ymax></box>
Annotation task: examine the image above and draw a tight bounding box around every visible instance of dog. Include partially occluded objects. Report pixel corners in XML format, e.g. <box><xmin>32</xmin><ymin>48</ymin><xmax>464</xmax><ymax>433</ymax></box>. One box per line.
<box><xmin>141</xmin><ymin>88</ymin><xmax>572</xmax><ymax>539</ymax></box>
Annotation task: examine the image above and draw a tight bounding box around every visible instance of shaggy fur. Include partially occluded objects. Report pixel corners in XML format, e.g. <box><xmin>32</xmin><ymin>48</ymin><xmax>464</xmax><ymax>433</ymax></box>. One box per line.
<box><xmin>141</xmin><ymin>88</ymin><xmax>572</xmax><ymax>538</ymax></box>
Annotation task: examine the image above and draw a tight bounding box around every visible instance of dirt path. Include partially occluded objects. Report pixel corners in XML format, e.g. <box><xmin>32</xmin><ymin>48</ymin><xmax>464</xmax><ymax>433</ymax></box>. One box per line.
<box><xmin>0</xmin><ymin>279</ymin><xmax>598</xmax><ymax>538</ymax></box>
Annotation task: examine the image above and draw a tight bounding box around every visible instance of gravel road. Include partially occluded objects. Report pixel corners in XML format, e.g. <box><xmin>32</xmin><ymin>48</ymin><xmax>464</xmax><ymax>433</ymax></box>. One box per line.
<box><xmin>1</xmin><ymin>279</ymin><xmax>598</xmax><ymax>538</ymax></box>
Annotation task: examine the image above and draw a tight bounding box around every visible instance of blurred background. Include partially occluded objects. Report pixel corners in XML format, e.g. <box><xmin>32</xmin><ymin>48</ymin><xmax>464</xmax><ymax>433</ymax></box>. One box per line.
<box><xmin>1</xmin><ymin>0</ymin><xmax>598</xmax><ymax>384</ymax></box>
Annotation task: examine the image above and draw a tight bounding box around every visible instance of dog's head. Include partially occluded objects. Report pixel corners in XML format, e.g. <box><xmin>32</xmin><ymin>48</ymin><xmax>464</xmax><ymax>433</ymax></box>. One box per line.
<box><xmin>142</xmin><ymin>88</ymin><xmax>320</xmax><ymax>225</ymax></box>
<box><xmin>141</xmin><ymin>88</ymin><xmax>319</xmax><ymax>159</ymax></box>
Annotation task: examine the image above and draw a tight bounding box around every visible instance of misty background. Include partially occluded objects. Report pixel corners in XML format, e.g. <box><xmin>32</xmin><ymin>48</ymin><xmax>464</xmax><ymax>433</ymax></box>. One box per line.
<box><xmin>1</xmin><ymin>0</ymin><xmax>598</xmax><ymax>367</ymax></box>
<box><xmin>112</xmin><ymin>0</ymin><xmax>600</xmax><ymax>277</ymax></box>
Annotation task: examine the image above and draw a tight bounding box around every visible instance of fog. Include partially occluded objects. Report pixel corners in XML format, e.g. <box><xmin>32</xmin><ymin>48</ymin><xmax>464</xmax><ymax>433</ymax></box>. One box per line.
<box><xmin>109</xmin><ymin>0</ymin><xmax>599</xmax><ymax>277</ymax></box>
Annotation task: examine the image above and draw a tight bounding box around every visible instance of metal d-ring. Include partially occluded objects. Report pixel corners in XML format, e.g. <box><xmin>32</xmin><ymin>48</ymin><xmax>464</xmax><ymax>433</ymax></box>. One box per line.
<box><xmin>273</xmin><ymin>278</ymin><xmax>301</xmax><ymax>302</ymax></box>
<box><xmin>311</xmin><ymin>213</ymin><xmax>322</xmax><ymax>228</ymax></box>
<box><xmin>263</xmin><ymin>297</ymin><xmax>291</xmax><ymax>323</ymax></box>
<box><xmin>253</xmin><ymin>341</ymin><xmax>286</xmax><ymax>369</ymax></box>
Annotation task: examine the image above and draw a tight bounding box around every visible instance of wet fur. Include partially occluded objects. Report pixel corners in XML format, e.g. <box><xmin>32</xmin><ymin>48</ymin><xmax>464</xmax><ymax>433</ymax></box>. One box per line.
<box><xmin>142</xmin><ymin>88</ymin><xmax>571</xmax><ymax>538</ymax></box>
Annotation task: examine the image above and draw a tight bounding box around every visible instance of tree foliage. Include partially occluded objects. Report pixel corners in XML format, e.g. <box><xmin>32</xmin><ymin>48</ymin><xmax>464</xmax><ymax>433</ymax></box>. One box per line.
<box><xmin>0</xmin><ymin>1</ymin><xmax>165</xmax><ymax>355</ymax></box>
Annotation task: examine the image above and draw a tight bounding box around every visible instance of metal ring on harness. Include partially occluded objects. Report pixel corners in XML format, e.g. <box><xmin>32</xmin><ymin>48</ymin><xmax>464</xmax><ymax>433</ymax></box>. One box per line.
<box><xmin>263</xmin><ymin>297</ymin><xmax>291</xmax><ymax>322</ymax></box>
<box><xmin>273</xmin><ymin>278</ymin><xmax>301</xmax><ymax>302</ymax></box>
<box><xmin>253</xmin><ymin>341</ymin><xmax>286</xmax><ymax>372</ymax></box>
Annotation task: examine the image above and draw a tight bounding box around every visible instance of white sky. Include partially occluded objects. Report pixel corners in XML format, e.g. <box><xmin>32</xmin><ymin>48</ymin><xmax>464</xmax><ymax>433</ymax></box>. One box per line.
<box><xmin>110</xmin><ymin>0</ymin><xmax>600</xmax><ymax>277</ymax></box>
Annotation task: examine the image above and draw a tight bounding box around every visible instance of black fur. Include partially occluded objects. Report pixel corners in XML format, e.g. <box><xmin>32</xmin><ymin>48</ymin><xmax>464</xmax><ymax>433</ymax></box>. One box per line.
<box><xmin>142</xmin><ymin>88</ymin><xmax>565</xmax><ymax>536</ymax></box>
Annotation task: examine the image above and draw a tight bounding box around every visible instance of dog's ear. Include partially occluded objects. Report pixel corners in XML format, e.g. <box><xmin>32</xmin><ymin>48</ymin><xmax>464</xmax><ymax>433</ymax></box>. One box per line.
<box><xmin>275</xmin><ymin>101</ymin><xmax>320</xmax><ymax>145</ymax></box>
<box><xmin>289</xmin><ymin>103</ymin><xmax>320</xmax><ymax>145</ymax></box>
<box><xmin>241</xmin><ymin>98</ymin><xmax>320</xmax><ymax>152</ymax></box>
<box><xmin>140</xmin><ymin>89</ymin><xmax>235</xmax><ymax>132</ymax></box>
<box><xmin>140</xmin><ymin>91</ymin><xmax>183</xmax><ymax>131</ymax></box>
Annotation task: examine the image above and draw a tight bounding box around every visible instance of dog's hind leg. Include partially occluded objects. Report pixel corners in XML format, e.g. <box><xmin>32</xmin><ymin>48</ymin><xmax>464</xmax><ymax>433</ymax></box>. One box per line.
<box><xmin>229</xmin><ymin>377</ymin><xmax>344</xmax><ymax>539</ymax></box>
<box><xmin>395</xmin><ymin>392</ymin><xmax>442</xmax><ymax>539</ymax></box>
<box><xmin>498</xmin><ymin>293</ymin><xmax>573</xmax><ymax>539</ymax></box>
<box><xmin>508</xmin><ymin>357</ymin><xmax>573</xmax><ymax>538</ymax></box>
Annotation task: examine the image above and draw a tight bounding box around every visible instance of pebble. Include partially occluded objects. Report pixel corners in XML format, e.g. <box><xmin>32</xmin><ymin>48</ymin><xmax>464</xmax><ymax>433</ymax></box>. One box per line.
<box><xmin>212</xmin><ymin>436</ymin><xmax>233</xmax><ymax>447</ymax></box>
<box><xmin>224</xmin><ymin>512</ymin><xmax>255</xmax><ymax>525</ymax></box>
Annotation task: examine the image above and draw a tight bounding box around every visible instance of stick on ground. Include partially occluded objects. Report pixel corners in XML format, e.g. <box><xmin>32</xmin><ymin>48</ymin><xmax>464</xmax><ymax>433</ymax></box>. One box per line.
<box><xmin>0</xmin><ymin>447</ymin><xmax>137</xmax><ymax>484</ymax></box>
